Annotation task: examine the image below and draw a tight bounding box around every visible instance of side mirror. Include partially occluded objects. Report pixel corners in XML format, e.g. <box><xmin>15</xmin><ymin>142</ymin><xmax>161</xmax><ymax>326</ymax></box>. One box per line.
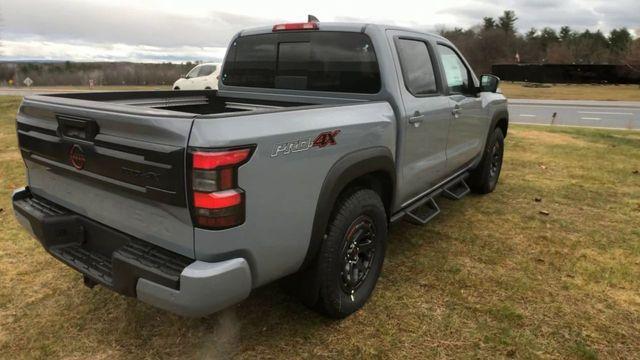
<box><xmin>480</xmin><ymin>74</ymin><xmax>500</xmax><ymax>93</ymax></box>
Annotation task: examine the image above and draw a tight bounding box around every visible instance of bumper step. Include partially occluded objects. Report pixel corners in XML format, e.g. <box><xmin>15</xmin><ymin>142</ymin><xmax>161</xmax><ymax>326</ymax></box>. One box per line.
<box><xmin>13</xmin><ymin>187</ymin><xmax>193</xmax><ymax>297</ymax></box>
<box><xmin>54</xmin><ymin>243</ymin><xmax>114</xmax><ymax>286</ymax></box>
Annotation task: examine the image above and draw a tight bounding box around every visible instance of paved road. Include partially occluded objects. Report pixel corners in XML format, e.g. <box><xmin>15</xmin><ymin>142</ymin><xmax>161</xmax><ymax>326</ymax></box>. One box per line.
<box><xmin>509</xmin><ymin>99</ymin><xmax>640</xmax><ymax>130</ymax></box>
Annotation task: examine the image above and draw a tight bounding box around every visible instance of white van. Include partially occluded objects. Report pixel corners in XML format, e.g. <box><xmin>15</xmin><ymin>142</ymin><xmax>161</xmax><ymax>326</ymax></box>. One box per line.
<box><xmin>173</xmin><ymin>63</ymin><xmax>221</xmax><ymax>90</ymax></box>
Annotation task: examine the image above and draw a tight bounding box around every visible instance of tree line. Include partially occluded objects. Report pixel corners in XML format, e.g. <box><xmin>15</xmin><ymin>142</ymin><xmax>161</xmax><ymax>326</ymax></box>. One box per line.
<box><xmin>440</xmin><ymin>10</ymin><xmax>640</xmax><ymax>74</ymax></box>
<box><xmin>0</xmin><ymin>61</ymin><xmax>196</xmax><ymax>87</ymax></box>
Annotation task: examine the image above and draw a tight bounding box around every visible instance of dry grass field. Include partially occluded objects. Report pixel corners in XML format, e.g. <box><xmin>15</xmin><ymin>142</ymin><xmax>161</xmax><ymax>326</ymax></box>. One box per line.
<box><xmin>501</xmin><ymin>82</ymin><xmax>640</xmax><ymax>102</ymax></box>
<box><xmin>0</xmin><ymin>96</ymin><xmax>639</xmax><ymax>359</ymax></box>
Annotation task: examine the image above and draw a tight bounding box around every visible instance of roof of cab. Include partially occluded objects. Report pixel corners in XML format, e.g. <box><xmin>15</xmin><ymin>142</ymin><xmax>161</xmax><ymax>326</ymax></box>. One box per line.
<box><xmin>238</xmin><ymin>22</ymin><xmax>447</xmax><ymax>42</ymax></box>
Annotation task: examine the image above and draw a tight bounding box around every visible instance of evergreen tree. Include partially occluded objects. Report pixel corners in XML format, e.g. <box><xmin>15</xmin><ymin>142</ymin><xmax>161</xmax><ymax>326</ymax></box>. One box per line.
<box><xmin>498</xmin><ymin>10</ymin><xmax>518</xmax><ymax>33</ymax></box>
<box><xmin>608</xmin><ymin>28</ymin><xmax>633</xmax><ymax>54</ymax></box>
<box><xmin>483</xmin><ymin>17</ymin><xmax>496</xmax><ymax>31</ymax></box>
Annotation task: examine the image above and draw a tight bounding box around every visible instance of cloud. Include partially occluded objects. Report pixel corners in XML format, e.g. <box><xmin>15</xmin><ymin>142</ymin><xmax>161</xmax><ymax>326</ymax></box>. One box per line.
<box><xmin>436</xmin><ymin>0</ymin><xmax>639</xmax><ymax>32</ymax></box>
<box><xmin>593</xmin><ymin>2</ymin><xmax>640</xmax><ymax>31</ymax></box>
<box><xmin>1</xmin><ymin>0</ymin><xmax>638</xmax><ymax>62</ymax></box>
<box><xmin>2</xmin><ymin>0</ymin><xmax>278</xmax><ymax>48</ymax></box>
<box><xmin>0</xmin><ymin>40</ymin><xmax>226</xmax><ymax>62</ymax></box>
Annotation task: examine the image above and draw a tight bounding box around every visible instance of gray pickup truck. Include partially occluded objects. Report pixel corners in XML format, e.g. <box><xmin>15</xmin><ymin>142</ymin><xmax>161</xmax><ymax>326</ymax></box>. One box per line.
<box><xmin>12</xmin><ymin>22</ymin><xmax>508</xmax><ymax>318</ymax></box>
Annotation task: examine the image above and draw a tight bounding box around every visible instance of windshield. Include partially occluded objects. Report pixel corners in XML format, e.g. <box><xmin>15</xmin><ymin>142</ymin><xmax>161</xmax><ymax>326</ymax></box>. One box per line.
<box><xmin>222</xmin><ymin>32</ymin><xmax>380</xmax><ymax>94</ymax></box>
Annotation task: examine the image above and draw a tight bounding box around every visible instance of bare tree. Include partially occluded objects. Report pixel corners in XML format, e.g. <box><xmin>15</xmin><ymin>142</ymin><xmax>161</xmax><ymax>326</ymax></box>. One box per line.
<box><xmin>628</xmin><ymin>39</ymin><xmax>640</xmax><ymax>64</ymax></box>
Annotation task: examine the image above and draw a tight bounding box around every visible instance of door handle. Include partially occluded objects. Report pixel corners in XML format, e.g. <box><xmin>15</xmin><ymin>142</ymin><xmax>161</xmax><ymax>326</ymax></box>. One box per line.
<box><xmin>452</xmin><ymin>105</ymin><xmax>461</xmax><ymax>118</ymax></box>
<box><xmin>409</xmin><ymin>114</ymin><xmax>425</xmax><ymax>125</ymax></box>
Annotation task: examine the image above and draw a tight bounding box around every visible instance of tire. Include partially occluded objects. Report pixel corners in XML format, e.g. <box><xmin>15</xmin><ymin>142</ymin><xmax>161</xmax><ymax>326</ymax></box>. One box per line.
<box><xmin>173</xmin><ymin>87</ymin><xmax>180</xmax><ymax>90</ymax></box>
<box><xmin>315</xmin><ymin>188</ymin><xmax>387</xmax><ymax>318</ymax></box>
<box><xmin>205</xmin><ymin>87</ymin><xmax>212</xmax><ymax>90</ymax></box>
<box><xmin>469</xmin><ymin>127</ymin><xmax>505</xmax><ymax>194</ymax></box>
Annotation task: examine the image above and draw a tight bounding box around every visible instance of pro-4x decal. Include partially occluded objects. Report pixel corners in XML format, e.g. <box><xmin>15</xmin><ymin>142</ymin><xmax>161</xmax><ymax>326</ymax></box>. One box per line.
<box><xmin>312</xmin><ymin>130</ymin><xmax>341</xmax><ymax>148</ymax></box>
<box><xmin>271</xmin><ymin>129</ymin><xmax>341</xmax><ymax>157</ymax></box>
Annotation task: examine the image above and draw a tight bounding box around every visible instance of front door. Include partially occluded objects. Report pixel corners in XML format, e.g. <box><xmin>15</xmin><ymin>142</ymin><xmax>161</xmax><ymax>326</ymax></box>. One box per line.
<box><xmin>436</xmin><ymin>44</ymin><xmax>486</xmax><ymax>172</ymax></box>
<box><xmin>391</xmin><ymin>32</ymin><xmax>452</xmax><ymax>204</ymax></box>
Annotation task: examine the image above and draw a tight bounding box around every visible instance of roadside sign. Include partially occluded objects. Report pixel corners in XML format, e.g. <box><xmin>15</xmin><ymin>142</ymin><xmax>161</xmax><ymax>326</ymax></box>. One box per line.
<box><xmin>23</xmin><ymin>77</ymin><xmax>34</xmax><ymax>87</ymax></box>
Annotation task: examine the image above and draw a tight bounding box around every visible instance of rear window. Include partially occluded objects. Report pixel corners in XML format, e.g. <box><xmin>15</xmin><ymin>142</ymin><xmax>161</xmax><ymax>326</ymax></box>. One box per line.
<box><xmin>222</xmin><ymin>32</ymin><xmax>381</xmax><ymax>94</ymax></box>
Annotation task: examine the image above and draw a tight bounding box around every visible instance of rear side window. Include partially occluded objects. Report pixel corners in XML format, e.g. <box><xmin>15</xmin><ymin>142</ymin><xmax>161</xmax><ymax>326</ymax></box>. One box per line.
<box><xmin>198</xmin><ymin>65</ymin><xmax>216</xmax><ymax>77</ymax></box>
<box><xmin>395</xmin><ymin>39</ymin><xmax>438</xmax><ymax>96</ymax></box>
<box><xmin>222</xmin><ymin>32</ymin><xmax>381</xmax><ymax>94</ymax></box>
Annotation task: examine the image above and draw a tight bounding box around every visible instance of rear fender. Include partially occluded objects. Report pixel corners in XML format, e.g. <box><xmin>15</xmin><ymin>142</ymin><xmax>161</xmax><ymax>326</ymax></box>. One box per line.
<box><xmin>293</xmin><ymin>146</ymin><xmax>394</xmax><ymax>305</ymax></box>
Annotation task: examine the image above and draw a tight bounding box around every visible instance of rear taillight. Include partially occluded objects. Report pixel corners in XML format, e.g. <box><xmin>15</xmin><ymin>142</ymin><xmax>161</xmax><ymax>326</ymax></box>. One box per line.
<box><xmin>189</xmin><ymin>147</ymin><xmax>253</xmax><ymax>229</ymax></box>
<box><xmin>272</xmin><ymin>22</ymin><xmax>319</xmax><ymax>32</ymax></box>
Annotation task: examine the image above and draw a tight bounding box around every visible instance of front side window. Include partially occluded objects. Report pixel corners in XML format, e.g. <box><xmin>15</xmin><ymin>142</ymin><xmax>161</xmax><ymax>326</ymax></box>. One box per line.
<box><xmin>395</xmin><ymin>38</ymin><xmax>438</xmax><ymax>96</ymax></box>
<box><xmin>437</xmin><ymin>45</ymin><xmax>471</xmax><ymax>94</ymax></box>
<box><xmin>222</xmin><ymin>32</ymin><xmax>381</xmax><ymax>94</ymax></box>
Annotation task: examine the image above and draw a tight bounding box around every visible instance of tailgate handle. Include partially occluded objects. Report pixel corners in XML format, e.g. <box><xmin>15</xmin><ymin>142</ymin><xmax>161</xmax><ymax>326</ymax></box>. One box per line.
<box><xmin>57</xmin><ymin>115</ymin><xmax>99</xmax><ymax>142</ymax></box>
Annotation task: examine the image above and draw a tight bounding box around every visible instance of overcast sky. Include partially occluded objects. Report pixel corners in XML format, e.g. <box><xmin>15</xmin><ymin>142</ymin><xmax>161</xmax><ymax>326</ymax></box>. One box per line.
<box><xmin>1</xmin><ymin>0</ymin><xmax>638</xmax><ymax>62</ymax></box>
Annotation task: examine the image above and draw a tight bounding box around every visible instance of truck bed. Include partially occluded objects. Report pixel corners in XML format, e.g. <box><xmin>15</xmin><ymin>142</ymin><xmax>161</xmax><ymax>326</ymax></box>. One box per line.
<box><xmin>50</xmin><ymin>90</ymin><xmax>314</xmax><ymax>115</ymax></box>
<box><xmin>16</xmin><ymin>89</ymin><xmax>382</xmax><ymax>259</ymax></box>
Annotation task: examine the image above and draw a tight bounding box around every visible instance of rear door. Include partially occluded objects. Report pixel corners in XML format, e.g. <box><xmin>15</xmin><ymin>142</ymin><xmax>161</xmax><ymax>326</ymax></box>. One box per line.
<box><xmin>16</xmin><ymin>96</ymin><xmax>196</xmax><ymax>257</ymax></box>
<box><xmin>390</xmin><ymin>31</ymin><xmax>451</xmax><ymax>202</ymax></box>
<box><xmin>435</xmin><ymin>43</ymin><xmax>486</xmax><ymax>172</ymax></box>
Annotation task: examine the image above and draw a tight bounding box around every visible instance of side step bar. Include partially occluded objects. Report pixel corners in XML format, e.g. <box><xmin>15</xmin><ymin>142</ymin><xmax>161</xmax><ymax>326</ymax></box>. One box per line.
<box><xmin>391</xmin><ymin>173</ymin><xmax>471</xmax><ymax>225</ymax></box>
<box><xmin>443</xmin><ymin>178</ymin><xmax>470</xmax><ymax>200</ymax></box>
<box><xmin>405</xmin><ymin>197</ymin><xmax>440</xmax><ymax>225</ymax></box>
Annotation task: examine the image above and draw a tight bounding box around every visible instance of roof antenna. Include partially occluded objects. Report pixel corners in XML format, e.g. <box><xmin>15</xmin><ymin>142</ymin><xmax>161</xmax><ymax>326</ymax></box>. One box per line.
<box><xmin>308</xmin><ymin>15</ymin><xmax>320</xmax><ymax>23</ymax></box>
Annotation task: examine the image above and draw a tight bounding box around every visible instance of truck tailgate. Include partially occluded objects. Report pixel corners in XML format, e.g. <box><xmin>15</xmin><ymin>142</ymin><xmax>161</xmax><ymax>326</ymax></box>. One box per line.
<box><xmin>16</xmin><ymin>95</ymin><xmax>195</xmax><ymax>257</ymax></box>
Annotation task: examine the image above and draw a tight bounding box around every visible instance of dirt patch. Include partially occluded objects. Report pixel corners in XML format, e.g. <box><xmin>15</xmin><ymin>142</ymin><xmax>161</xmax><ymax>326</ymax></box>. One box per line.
<box><xmin>607</xmin><ymin>288</ymin><xmax>640</xmax><ymax>309</ymax></box>
<box><xmin>511</xmin><ymin>128</ymin><xmax>591</xmax><ymax>146</ymax></box>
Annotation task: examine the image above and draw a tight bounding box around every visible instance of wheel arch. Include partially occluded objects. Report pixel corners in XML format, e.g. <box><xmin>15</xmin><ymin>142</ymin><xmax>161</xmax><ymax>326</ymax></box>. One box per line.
<box><xmin>492</xmin><ymin>109</ymin><xmax>509</xmax><ymax>138</ymax></box>
<box><xmin>300</xmin><ymin>146</ymin><xmax>395</xmax><ymax>270</ymax></box>
<box><xmin>480</xmin><ymin>108</ymin><xmax>509</xmax><ymax>155</ymax></box>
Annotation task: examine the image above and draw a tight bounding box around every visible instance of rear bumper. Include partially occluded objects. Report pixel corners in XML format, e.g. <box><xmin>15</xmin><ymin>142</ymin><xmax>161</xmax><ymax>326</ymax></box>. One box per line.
<box><xmin>12</xmin><ymin>187</ymin><xmax>251</xmax><ymax>317</ymax></box>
